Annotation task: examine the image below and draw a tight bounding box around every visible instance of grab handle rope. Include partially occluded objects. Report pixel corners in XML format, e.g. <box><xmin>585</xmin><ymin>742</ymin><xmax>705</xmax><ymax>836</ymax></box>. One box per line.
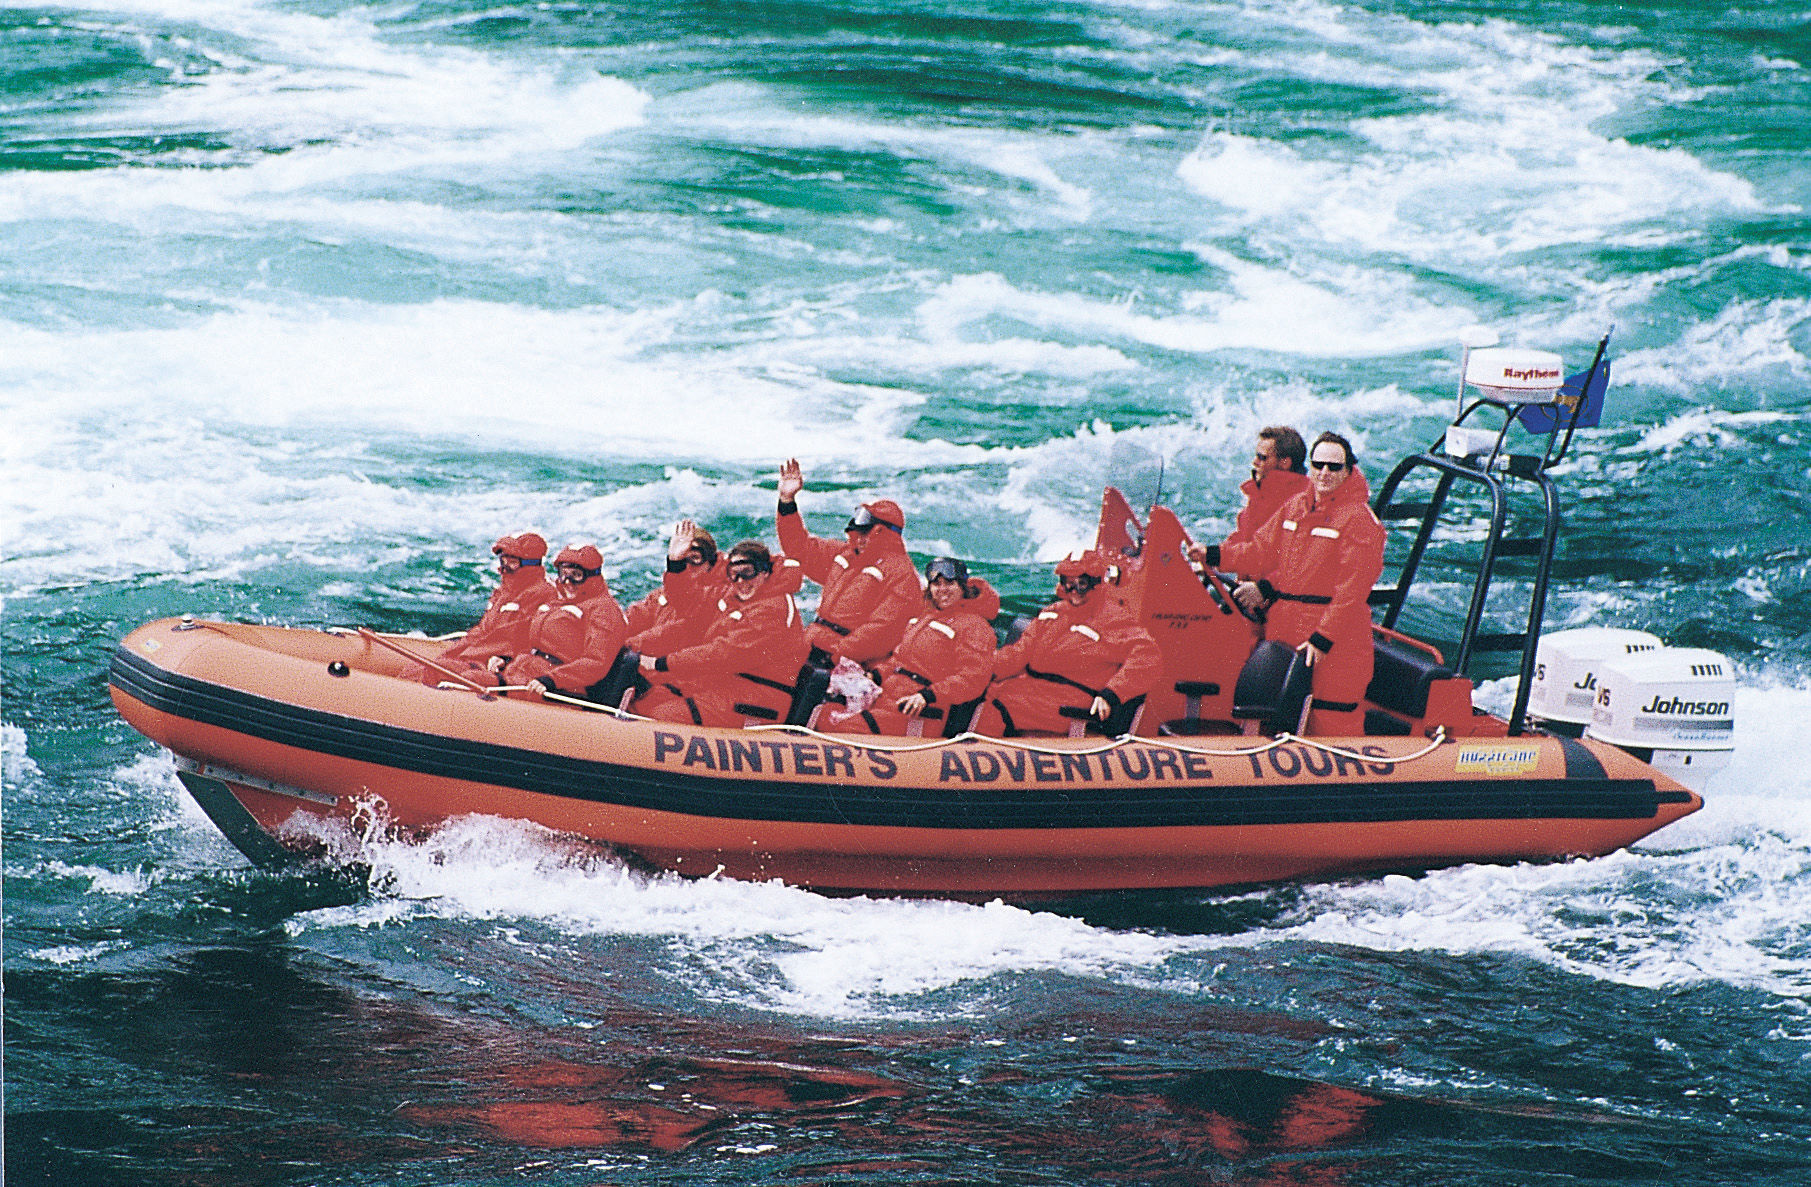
<box><xmin>525</xmin><ymin>687</ymin><xmax>1450</xmax><ymax>765</ymax></box>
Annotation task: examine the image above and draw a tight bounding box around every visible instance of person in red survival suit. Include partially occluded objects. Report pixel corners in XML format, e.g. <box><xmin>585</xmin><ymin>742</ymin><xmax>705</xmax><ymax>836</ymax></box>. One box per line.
<box><xmin>499</xmin><ymin>543</ymin><xmax>630</xmax><ymax>701</ymax></box>
<box><xmin>632</xmin><ymin>541</ymin><xmax>810</xmax><ymax>728</ymax></box>
<box><xmin>624</xmin><ymin>519</ymin><xmax>724</xmax><ymax>656</ymax></box>
<box><xmin>775</xmin><ymin>457</ymin><xmax>921</xmax><ymax>669</ymax></box>
<box><xmin>971</xmin><ymin>550</ymin><xmax>1163</xmax><ymax>737</ymax></box>
<box><xmin>1188</xmin><ymin>425</ymin><xmax>1310</xmax><ymax>616</ymax></box>
<box><xmin>1200</xmin><ymin>431</ymin><xmax>1385</xmax><ymax>736</ymax></box>
<box><xmin>413</xmin><ymin>532</ymin><xmax>556</xmax><ymax>685</ymax></box>
<box><xmin>825</xmin><ymin>557</ymin><xmax>1001</xmax><ymax>737</ymax></box>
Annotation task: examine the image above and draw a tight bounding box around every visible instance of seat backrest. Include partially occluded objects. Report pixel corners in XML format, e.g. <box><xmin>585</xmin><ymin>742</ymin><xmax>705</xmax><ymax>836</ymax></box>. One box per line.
<box><xmin>784</xmin><ymin>663</ymin><xmax>832</xmax><ymax>726</ymax></box>
<box><xmin>941</xmin><ymin>697</ymin><xmax>984</xmax><ymax>737</ymax></box>
<box><xmin>1367</xmin><ymin>633</ymin><xmax>1456</xmax><ymax>718</ymax></box>
<box><xmin>584</xmin><ymin>646</ymin><xmax>644</xmax><ymax>710</ymax></box>
<box><xmin>1232</xmin><ymin>641</ymin><xmax>1312</xmax><ymax>735</ymax></box>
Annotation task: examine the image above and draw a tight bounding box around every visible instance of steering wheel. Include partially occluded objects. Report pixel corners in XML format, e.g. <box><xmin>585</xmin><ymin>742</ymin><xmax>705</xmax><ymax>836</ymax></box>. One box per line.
<box><xmin>1201</xmin><ymin>566</ymin><xmax>1263</xmax><ymax>624</ymax></box>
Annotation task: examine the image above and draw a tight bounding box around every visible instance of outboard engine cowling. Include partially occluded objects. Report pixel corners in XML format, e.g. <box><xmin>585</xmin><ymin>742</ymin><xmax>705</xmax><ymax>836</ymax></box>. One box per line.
<box><xmin>1529</xmin><ymin>627</ymin><xmax>1664</xmax><ymax>736</ymax></box>
<box><xmin>1585</xmin><ymin>646</ymin><xmax>1736</xmax><ymax>789</ymax></box>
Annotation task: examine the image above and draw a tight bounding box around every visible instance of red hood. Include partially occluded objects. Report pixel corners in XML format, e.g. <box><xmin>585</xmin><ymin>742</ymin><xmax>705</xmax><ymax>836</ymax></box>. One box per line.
<box><xmin>943</xmin><ymin>576</ymin><xmax>1001</xmax><ymax>621</ymax></box>
<box><xmin>501</xmin><ymin>567</ymin><xmax>553</xmax><ymax>600</ymax></box>
<box><xmin>1311</xmin><ymin>468</ymin><xmax>1371</xmax><ymax>514</ymax></box>
<box><xmin>556</xmin><ymin>574</ymin><xmax>614</xmax><ymax>605</ymax></box>
<box><xmin>848</xmin><ymin>526</ymin><xmax>910</xmax><ymax>565</ymax></box>
<box><xmin>1243</xmin><ymin>468</ymin><xmax>1310</xmax><ymax>502</ymax></box>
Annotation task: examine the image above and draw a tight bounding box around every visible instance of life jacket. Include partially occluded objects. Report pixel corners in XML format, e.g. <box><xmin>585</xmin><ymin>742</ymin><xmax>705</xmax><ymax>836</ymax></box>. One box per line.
<box><xmin>1225</xmin><ymin>469</ymin><xmax>1311</xmax><ymax>554</ymax></box>
<box><xmin>776</xmin><ymin>506</ymin><xmax>921</xmax><ymax>664</ymax></box>
<box><xmin>872</xmin><ymin>578</ymin><xmax>1002</xmax><ymax>710</ymax></box>
<box><xmin>654</xmin><ymin>573</ymin><xmax>810</xmax><ymax>721</ymax></box>
<box><xmin>442</xmin><ymin>566</ymin><xmax>556</xmax><ymax>664</ymax></box>
<box><xmin>1222</xmin><ymin>469</ymin><xmax>1384</xmax><ymax>652</ymax></box>
<box><xmin>521</xmin><ymin>576</ymin><xmax>625</xmax><ymax>670</ymax></box>
<box><xmin>625</xmin><ymin>557</ymin><xmax>726</xmax><ymax>656</ymax></box>
<box><xmin>993</xmin><ymin>592</ymin><xmax>1163</xmax><ymax>712</ymax></box>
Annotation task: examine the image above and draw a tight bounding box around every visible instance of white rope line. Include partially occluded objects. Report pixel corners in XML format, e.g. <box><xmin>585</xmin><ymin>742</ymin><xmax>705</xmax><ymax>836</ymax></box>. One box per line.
<box><xmin>427</xmin><ymin>672</ymin><xmax>1453</xmax><ymax>764</ymax></box>
<box><xmin>742</xmin><ymin>720</ymin><xmax>1448</xmax><ymax>762</ymax></box>
<box><xmin>328</xmin><ymin>626</ymin><xmax>467</xmax><ymax>642</ymax></box>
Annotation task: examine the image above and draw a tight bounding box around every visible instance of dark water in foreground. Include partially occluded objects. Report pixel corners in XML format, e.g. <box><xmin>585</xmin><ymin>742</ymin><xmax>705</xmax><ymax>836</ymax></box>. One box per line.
<box><xmin>6</xmin><ymin>0</ymin><xmax>1810</xmax><ymax>1182</ymax></box>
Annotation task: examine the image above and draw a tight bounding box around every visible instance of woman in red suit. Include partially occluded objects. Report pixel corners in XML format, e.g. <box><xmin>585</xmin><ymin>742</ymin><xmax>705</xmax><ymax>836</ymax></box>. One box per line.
<box><xmin>827</xmin><ymin>557</ymin><xmax>1000</xmax><ymax>736</ymax></box>
<box><xmin>972</xmin><ymin>551</ymin><xmax>1162</xmax><ymax>737</ymax></box>
<box><xmin>501</xmin><ymin>544</ymin><xmax>629</xmax><ymax>700</ymax></box>
<box><xmin>632</xmin><ymin>541</ymin><xmax>810</xmax><ymax>728</ymax></box>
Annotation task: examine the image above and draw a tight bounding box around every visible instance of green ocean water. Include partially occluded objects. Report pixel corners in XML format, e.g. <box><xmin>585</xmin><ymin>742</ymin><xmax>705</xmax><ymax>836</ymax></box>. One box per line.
<box><xmin>4</xmin><ymin>1</ymin><xmax>1809</xmax><ymax>1183</ymax></box>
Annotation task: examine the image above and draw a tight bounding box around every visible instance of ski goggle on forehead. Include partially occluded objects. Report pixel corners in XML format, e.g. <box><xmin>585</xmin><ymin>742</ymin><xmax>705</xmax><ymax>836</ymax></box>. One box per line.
<box><xmin>845</xmin><ymin>506</ymin><xmax>897</xmax><ymax>533</ymax></box>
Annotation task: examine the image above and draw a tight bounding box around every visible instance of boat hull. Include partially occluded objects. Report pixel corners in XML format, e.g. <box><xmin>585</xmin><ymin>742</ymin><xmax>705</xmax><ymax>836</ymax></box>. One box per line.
<box><xmin>111</xmin><ymin>618</ymin><xmax>1701</xmax><ymax>897</ymax></box>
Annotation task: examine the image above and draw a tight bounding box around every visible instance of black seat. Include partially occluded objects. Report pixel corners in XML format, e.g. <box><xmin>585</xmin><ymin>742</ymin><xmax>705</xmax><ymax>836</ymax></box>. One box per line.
<box><xmin>784</xmin><ymin>663</ymin><xmax>833</xmax><ymax>726</ymax></box>
<box><xmin>940</xmin><ymin>697</ymin><xmax>984</xmax><ymax>737</ymax></box>
<box><xmin>1160</xmin><ymin>679</ymin><xmax>1234</xmax><ymax>737</ymax></box>
<box><xmin>1231</xmin><ymin>641</ymin><xmax>1312</xmax><ymax>735</ymax></box>
<box><xmin>1366</xmin><ymin>633</ymin><xmax>1456</xmax><ymax>720</ymax></box>
<box><xmin>583</xmin><ymin>647</ymin><xmax>645</xmax><ymax>710</ymax></box>
<box><xmin>1057</xmin><ymin>694</ymin><xmax>1147</xmax><ymax>737</ymax></box>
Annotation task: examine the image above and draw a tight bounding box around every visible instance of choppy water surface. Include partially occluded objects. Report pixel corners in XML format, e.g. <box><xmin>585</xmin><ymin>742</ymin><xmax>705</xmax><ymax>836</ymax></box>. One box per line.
<box><xmin>5</xmin><ymin>1</ymin><xmax>1809</xmax><ymax>1183</ymax></box>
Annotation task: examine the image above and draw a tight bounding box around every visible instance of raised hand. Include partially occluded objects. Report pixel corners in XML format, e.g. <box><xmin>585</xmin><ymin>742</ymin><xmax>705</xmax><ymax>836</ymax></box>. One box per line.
<box><xmin>668</xmin><ymin>518</ymin><xmax>699</xmax><ymax>562</ymax></box>
<box><xmin>778</xmin><ymin>458</ymin><xmax>805</xmax><ymax>502</ymax></box>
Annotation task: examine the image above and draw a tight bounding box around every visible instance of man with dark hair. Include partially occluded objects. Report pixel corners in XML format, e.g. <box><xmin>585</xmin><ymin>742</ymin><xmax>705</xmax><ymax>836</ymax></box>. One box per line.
<box><xmin>1191</xmin><ymin>426</ymin><xmax>1310</xmax><ymax>614</ymax></box>
<box><xmin>1200</xmin><ymin>431</ymin><xmax>1384</xmax><ymax>736</ymax></box>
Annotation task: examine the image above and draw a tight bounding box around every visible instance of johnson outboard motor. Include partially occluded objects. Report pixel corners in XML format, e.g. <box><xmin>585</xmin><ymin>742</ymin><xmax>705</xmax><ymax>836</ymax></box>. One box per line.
<box><xmin>1531</xmin><ymin>628</ymin><xmax>1735</xmax><ymax>789</ymax></box>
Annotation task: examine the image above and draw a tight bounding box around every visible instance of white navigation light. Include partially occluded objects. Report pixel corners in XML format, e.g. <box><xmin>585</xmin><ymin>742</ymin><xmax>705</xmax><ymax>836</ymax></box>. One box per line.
<box><xmin>1529</xmin><ymin>627</ymin><xmax>1665</xmax><ymax>729</ymax></box>
<box><xmin>1586</xmin><ymin>646</ymin><xmax>1736</xmax><ymax>789</ymax></box>
<box><xmin>1465</xmin><ymin>347</ymin><xmax>1564</xmax><ymax>403</ymax></box>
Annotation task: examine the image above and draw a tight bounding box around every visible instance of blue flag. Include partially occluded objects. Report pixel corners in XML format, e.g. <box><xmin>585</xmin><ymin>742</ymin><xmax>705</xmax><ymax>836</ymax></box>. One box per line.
<box><xmin>1516</xmin><ymin>359</ymin><xmax>1610</xmax><ymax>433</ymax></box>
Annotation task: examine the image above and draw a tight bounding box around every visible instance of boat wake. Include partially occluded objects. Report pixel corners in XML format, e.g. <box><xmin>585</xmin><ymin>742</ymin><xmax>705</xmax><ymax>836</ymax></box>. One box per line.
<box><xmin>236</xmin><ymin>680</ymin><xmax>1811</xmax><ymax>1024</ymax></box>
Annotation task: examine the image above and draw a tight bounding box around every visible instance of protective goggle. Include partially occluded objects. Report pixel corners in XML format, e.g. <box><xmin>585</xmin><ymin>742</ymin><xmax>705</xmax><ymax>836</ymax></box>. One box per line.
<box><xmin>1057</xmin><ymin>575</ymin><xmax>1099</xmax><ymax>595</ymax></box>
<box><xmin>727</xmin><ymin>563</ymin><xmax>767</xmax><ymax>582</ymax></box>
<box><xmin>844</xmin><ymin>505</ymin><xmax>898</xmax><ymax>533</ymax></box>
<box><xmin>685</xmin><ymin>543</ymin><xmax>717</xmax><ymax>567</ymax></box>
<box><xmin>555</xmin><ymin>563</ymin><xmax>593</xmax><ymax>581</ymax></box>
<box><xmin>925</xmin><ymin>558</ymin><xmax>967</xmax><ymax>584</ymax></box>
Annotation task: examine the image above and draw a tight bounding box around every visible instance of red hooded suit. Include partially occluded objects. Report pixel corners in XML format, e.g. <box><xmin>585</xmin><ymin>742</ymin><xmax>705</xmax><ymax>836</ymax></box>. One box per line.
<box><xmin>501</xmin><ymin>547</ymin><xmax>630</xmax><ymax>697</ymax></box>
<box><xmin>974</xmin><ymin>558</ymin><xmax>1163</xmax><ymax>737</ymax></box>
<box><xmin>777</xmin><ymin>497</ymin><xmax>921</xmax><ymax>666</ymax></box>
<box><xmin>828</xmin><ymin>578</ymin><xmax>1001</xmax><ymax>736</ymax></box>
<box><xmin>420</xmin><ymin>534</ymin><xmax>556</xmax><ymax>686</ymax></box>
<box><xmin>625</xmin><ymin>555</ymin><xmax>728</xmax><ymax>656</ymax></box>
<box><xmin>634</xmin><ymin>565</ymin><xmax>810</xmax><ymax>728</ymax></box>
<box><xmin>1224</xmin><ymin>468</ymin><xmax>1311</xmax><ymax>555</ymax></box>
<box><xmin>1221</xmin><ymin>470</ymin><xmax>1384</xmax><ymax>735</ymax></box>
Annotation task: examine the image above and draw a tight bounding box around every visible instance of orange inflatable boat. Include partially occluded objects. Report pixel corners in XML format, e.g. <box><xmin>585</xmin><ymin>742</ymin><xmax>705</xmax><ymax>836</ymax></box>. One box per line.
<box><xmin>110</xmin><ymin>425</ymin><xmax>1713</xmax><ymax>898</ymax></box>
